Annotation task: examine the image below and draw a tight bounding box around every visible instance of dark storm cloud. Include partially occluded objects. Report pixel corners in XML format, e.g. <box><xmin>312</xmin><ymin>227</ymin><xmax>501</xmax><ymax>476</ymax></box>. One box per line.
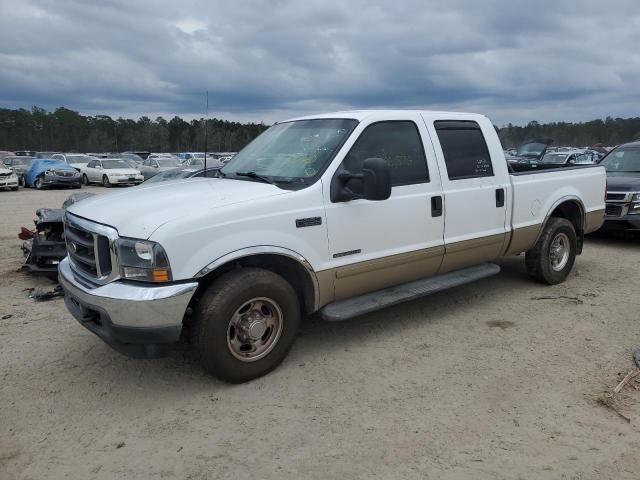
<box><xmin>0</xmin><ymin>0</ymin><xmax>639</xmax><ymax>124</ymax></box>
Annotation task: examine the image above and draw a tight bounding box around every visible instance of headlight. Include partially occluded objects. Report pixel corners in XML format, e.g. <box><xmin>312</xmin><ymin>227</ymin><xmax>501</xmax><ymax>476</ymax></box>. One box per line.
<box><xmin>44</xmin><ymin>169</ymin><xmax>54</xmax><ymax>176</ymax></box>
<box><xmin>631</xmin><ymin>193</ymin><xmax>640</xmax><ymax>202</ymax></box>
<box><xmin>116</xmin><ymin>238</ymin><xmax>172</xmax><ymax>282</ymax></box>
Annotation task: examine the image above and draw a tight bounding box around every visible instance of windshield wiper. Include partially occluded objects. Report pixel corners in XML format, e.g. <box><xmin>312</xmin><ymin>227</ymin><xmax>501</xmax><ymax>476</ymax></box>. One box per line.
<box><xmin>233</xmin><ymin>171</ymin><xmax>293</xmax><ymax>185</ymax></box>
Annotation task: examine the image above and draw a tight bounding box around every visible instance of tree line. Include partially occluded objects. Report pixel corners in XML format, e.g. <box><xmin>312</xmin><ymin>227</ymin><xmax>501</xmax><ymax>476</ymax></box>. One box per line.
<box><xmin>1</xmin><ymin>106</ymin><xmax>640</xmax><ymax>153</ymax></box>
<box><xmin>0</xmin><ymin>107</ymin><xmax>268</xmax><ymax>153</ymax></box>
<box><xmin>497</xmin><ymin>117</ymin><xmax>640</xmax><ymax>149</ymax></box>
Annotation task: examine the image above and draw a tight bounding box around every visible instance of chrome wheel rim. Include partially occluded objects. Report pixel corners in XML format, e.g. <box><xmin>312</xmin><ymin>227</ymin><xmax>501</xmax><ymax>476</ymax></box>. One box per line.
<box><xmin>227</xmin><ymin>297</ymin><xmax>283</xmax><ymax>362</ymax></box>
<box><xmin>549</xmin><ymin>232</ymin><xmax>570</xmax><ymax>271</ymax></box>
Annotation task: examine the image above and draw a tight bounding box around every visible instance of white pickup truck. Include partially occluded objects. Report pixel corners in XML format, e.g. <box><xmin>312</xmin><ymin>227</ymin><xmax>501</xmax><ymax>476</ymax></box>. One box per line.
<box><xmin>59</xmin><ymin>110</ymin><xmax>606</xmax><ymax>382</ymax></box>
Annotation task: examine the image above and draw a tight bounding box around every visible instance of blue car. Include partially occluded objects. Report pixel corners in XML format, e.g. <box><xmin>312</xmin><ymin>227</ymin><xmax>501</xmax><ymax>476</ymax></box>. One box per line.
<box><xmin>25</xmin><ymin>159</ymin><xmax>82</xmax><ymax>190</ymax></box>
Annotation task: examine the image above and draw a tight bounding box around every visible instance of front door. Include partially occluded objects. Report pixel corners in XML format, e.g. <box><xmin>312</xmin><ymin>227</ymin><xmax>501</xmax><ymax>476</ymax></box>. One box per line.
<box><xmin>323</xmin><ymin>115</ymin><xmax>445</xmax><ymax>301</ymax></box>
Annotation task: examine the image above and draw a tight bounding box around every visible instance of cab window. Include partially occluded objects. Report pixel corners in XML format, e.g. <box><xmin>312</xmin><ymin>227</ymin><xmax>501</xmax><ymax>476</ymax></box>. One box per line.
<box><xmin>435</xmin><ymin>121</ymin><xmax>494</xmax><ymax>180</ymax></box>
<box><xmin>339</xmin><ymin>121</ymin><xmax>429</xmax><ymax>186</ymax></box>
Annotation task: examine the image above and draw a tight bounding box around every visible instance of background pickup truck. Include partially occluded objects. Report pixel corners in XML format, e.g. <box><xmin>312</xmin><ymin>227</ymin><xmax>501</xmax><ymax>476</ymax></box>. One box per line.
<box><xmin>59</xmin><ymin>110</ymin><xmax>606</xmax><ymax>383</ymax></box>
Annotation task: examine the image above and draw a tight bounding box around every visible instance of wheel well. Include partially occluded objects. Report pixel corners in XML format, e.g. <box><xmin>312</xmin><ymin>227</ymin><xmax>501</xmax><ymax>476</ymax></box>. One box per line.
<box><xmin>548</xmin><ymin>200</ymin><xmax>584</xmax><ymax>253</ymax></box>
<box><xmin>193</xmin><ymin>254</ymin><xmax>317</xmax><ymax>315</ymax></box>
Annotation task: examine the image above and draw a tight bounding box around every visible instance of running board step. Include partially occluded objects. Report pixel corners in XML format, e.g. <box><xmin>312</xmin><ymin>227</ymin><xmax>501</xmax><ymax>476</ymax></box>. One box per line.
<box><xmin>321</xmin><ymin>263</ymin><xmax>501</xmax><ymax>322</ymax></box>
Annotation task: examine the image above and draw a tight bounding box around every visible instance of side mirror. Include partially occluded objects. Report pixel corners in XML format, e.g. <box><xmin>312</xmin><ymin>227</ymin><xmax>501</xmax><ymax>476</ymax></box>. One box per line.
<box><xmin>96</xmin><ymin>165</ymin><xmax>102</xmax><ymax>169</ymax></box>
<box><xmin>330</xmin><ymin>157</ymin><xmax>392</xmax><ymax>202</ymax></box>
<box><xmin>153</xmin><ymin>164</ymin><xmax>158</xmax><ymax>168</ymax></box>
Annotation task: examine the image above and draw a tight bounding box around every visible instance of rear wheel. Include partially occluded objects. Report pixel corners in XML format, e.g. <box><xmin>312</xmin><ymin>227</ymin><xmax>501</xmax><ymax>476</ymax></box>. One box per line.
<box><xmin>192</xmin><ymin>268</ymin><xmax>301</xmax><ymax>383</ymax></box>
<box><xmin>525</xmin><ymin>218</ymin><xmax>577</xmax><ymax>285</ymax></box>
<box><xmin>102</xmin><ymin>175</ymin><xmax>111</xmax><ymax>188</ymax></box>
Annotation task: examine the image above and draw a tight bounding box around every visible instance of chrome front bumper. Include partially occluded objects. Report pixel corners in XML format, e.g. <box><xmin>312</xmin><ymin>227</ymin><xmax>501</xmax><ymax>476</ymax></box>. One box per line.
<box><xmin>58</xmin><ymin>257</ymin><xmax>198</xmax><ymax>357</ymax></box>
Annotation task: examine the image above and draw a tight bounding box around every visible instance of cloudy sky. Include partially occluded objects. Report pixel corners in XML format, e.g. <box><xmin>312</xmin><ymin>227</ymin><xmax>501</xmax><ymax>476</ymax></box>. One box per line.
<box><xmin>1</xmin><ymin>0</ymin><xmax>639</xmax><ymax>125</ymax></box>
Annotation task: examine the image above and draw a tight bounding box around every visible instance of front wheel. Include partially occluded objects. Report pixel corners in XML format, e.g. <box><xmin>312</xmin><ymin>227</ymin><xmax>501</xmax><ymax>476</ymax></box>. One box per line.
<box><xmin>525</xmin><ymin>218</ymin><xmax>577</xmax><ymax>285</ymax></box>
<box><xmin>82</xmin><ymin>174</ymin><xmax>89</xmax><ymax>185</ymax></box>
<box><xmin>192</xmin><ymin>268</ymin><xmax>301</xmax><ymax>383</ymax></box>
<box><xmin>35</xmin><ymin>176</ymin><xmax>44</xmax><ymax>190</ymax></box>
<box><xmin>102</xmin><ymin>175</ymin><xmax>111</xmax><ymax>188</ymax></box>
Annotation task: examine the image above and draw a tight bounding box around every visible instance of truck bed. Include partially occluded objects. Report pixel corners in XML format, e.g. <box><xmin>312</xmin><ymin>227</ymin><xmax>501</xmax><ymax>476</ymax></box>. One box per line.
<box><xmin>509</xmin><ymin>164</ymin><xmax>606</xmax><ymax>233</ymax></box>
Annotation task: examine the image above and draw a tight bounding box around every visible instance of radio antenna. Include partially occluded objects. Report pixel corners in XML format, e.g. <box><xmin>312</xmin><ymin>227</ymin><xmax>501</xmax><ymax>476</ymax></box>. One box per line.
<box><xmin>204</xmin><ymin>90</ymin><xmax>209</xmax><ymax>173</ymax></box>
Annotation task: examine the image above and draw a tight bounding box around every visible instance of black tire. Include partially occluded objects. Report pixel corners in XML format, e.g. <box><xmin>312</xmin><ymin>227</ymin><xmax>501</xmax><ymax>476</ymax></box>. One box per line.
<box><xmin>102</xmin><ymin>175</ymin><xmax>111</xmax><ymax>188</ymax></box>
<box><xmin>18</xmin><ymin>176</ymin><xmax>24</xmax><ymax>186</ymax></box>
<box><xmin>192</xmin><ymin>268</ymin><xmax>301</xmax><ymax>383</ymax></box>
<box><xmin>11</xmin><ymin>186</ymin><xmax>18</xmax><ymax>191</ymax></box>
<box><xmin>35</xmin><ymin>176</ymin><xmax>44</xmax><ymax>190</ymax></box>
<box><xmin>525</xmin><ymin>218</ymin><xmax>577</xmax><ymax>285</ymax></box>
<box><xmin>82</xmin><ymin>174</ymin><xmax>89</xmax><ymax>185</ymax></box>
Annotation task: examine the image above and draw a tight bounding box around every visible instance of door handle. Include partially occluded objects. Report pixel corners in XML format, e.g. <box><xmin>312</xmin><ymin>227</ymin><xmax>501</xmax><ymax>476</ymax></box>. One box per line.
<box><xmin>496</xmin><ymin>188</ymin><xmax>505</xmax><ymax>207</ymax></box>
<box><xmin>431</xmin><ymin>195</ymin><xmax>443</xmax><ymax>217</ymax></box>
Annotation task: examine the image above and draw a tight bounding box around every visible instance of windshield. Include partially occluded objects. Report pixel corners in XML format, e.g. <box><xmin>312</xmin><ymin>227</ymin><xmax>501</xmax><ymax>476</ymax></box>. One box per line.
<box><xmin>157</xmin><ymin>158</ymin><xmax>181</xmax><ymax>167</ymax></box>
<box><xmin>600</xmin><ymin>146</ymin><xmax>640</xmax><ymax>172</ymax></box>
<box><xmin>190</xmin><ymin>153</ymin><xmax>205</xmax><ymax>159</ymax></box>
<box><xmin>221</xmin><ymin>119</ymin><xmax>358</xmax><ymax>185</ymax></box>
<box><xmin>102</xmin><ymin>159</ymin><xmax>132</xmax><ymax>169</ymax></box>
<box><xmin>518</xmin><ymin>142</ymin><xmax>547</xmax><ymax>158</ymax></box>
<box><xmin>123</xmin><ymin>153</ymin><xmax>142</xmax><ymax>162</ymax></box>
<box><xmin>67</xmin><ymin>155</ymin><xmax>92</xmax><ymax>165</ymax></box>
<box><xmin>144</xmin><ymin>168</ymin><xmax>193</xmax><ymax>183</ymax></box>
<box><xmin>541</xmin><ymin>153</ymin><xmax>568</xmax><ymax>164</ymax></box>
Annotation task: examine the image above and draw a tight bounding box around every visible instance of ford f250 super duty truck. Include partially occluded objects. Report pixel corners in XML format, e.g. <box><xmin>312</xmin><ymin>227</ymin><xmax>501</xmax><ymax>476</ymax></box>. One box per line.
<box><xmin>59</xmin><ymin>110</ymin><xmax>606</xmax><ymax>383</ymax></box>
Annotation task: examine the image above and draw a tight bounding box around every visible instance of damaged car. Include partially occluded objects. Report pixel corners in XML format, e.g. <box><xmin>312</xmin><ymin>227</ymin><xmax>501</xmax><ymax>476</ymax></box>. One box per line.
<box><xmin>0</xmin><ymin>162</ymin><xmax>20</xmax><ymax>190</ymax></box>
<box><xmin>506</xmin><ymin>138</ymin><xmax>554</xmax><ymax>171</ymax></box>
<box><xmin>25</xmin><ymin>159</ymin><xmax>82</xmax><ymax>189</ymax></box>
<box><xmin>19</xmin><ymin>192</ymin><xmax>95</xmax><ymax>276</ymax></box>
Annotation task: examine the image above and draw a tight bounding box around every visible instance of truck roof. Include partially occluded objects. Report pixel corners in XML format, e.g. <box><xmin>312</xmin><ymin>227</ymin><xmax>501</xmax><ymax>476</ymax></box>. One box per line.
<box><xmin>283</xmin><ymin>109</ymin><xmax>488</xmax><ymax>123</ymax></box>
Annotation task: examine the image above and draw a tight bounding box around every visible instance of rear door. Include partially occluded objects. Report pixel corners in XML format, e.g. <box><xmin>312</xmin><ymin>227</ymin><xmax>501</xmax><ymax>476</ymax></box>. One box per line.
<box><xmin>425</xmin><ymin>118</ymin><xmax>510</xmax><ymax>272</ymax></box>
<box><xmin>323</xmin><ymin>114</ymin><xmax>445</xmax><ymax>300</ymax></box>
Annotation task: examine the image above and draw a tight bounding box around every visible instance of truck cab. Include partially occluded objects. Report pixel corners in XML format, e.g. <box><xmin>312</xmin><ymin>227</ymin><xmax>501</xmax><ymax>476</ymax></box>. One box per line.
<box><xmin>59</xmin><ymin>110</ymin><xmax>606</xmax><ymax>382</ymax></box>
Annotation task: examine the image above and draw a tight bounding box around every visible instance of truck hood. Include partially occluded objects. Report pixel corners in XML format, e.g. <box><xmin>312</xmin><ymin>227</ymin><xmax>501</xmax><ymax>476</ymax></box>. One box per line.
<box><xmin>606</xmin><ymin>172</ymin><xmax>640</xmax><ymax>191</ymax></box>
<box><xmin>66</xmin><ymin>178</ymin><xmax>290</xmax><ymax>238</ymax></box>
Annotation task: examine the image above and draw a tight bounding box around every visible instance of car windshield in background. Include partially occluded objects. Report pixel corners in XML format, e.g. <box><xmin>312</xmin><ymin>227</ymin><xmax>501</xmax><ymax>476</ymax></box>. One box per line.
<box><xmin>541</xmin><ymin>153</ymin><xmax>568</xmax><ymax>164</ymax></box>
<box><xmin>6</xmin><ymin>157</ymin><xmax>30</xmax><ymax>166</ymax></box>
<box><xmin>144</xmin><ymin>168</ymin><xmax>195</xmax><ymax>183</ymax></box>
<box><xmin>518</xmin><ymin>143</ymin><xmax>547</xmax><ymax>157</ymax></box>
<box><xmin>221</xmin><ymin>118</ymin><xmax>358</xmax><ymax>185</ymax></box>
<box><xmin>122</xmin><ymin>154</ymin><xmax>142</xmax><ymax>162</ymax></box>
<box><xmin>67</xmin><ymin>155</ymin><xmax>92</xmax><ymax>165</ymax></box>
<box><xmin>157</xmin><ymin>158</ymin><xmax>181</xmax><ymax>167</ymax></box>
<box><xmin>102</xmin><ymin>159</ymin><xmax>131</xmax><ymax>169</ymax></box>
<box><xmin>600</xmin><ymin>146</ymin><xmax>640</xmax><ymax>172</ymax></box>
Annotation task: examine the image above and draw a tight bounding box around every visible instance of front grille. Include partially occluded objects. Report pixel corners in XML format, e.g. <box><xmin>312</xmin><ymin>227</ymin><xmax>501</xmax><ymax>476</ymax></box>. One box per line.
<box><xmin>605</xmin><ymin>205</ymin><xmax>623</xmax><ymax>217</ymax></box>
<box><xmin>54</xmin><ymin>169</ymin><xmax>75</xmax><ymax>177</ymax></box>
<box><xmin>0</xmin><ymin>172</ymin><xmax>10</xmax><ymax>178</ymax></box>
<box><xmin>64</xmin><ymin>215</ymin><xmax>116</xmax><ymax>281</ymax></box>
<box><xmin>606</xmin><ymin>192</ymin><xmax>626</xmax><ymax>201</ymax></box>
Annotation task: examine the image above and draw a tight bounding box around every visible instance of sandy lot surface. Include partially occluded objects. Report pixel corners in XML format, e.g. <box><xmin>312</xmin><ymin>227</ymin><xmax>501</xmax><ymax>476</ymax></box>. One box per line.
<box><xmin>1</xmin><ymin>186</ymin><xmax>639</xmax><ymax>480</ymax></box>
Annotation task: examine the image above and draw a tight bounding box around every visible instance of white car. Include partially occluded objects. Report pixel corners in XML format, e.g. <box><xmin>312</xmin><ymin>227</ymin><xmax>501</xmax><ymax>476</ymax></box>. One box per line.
<box><xmin>52</xmin><ymin>153</ymin><xmax>95</xmax><ymax>171</ymax></box>
<box><xmin>60</xmin><ymin>109</ymin><xmax>606</xmax><ymax>383</ymax></box>
<box><xmin>0</xmin><ymin>163</ymin><xmax>19</xmax><ymax>190</ymax></box>
<box><xmin>80</xmin><ymin>158</ymin><xmax>144</xmax><ymax>187</ymax></box>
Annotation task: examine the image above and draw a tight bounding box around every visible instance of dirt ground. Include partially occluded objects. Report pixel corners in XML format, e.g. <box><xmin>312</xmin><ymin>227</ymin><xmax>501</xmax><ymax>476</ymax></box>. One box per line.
<box><xmin>1</xmin><ymin>186</ymin><xmax>639</xmax><ymax>480</ymax></box>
